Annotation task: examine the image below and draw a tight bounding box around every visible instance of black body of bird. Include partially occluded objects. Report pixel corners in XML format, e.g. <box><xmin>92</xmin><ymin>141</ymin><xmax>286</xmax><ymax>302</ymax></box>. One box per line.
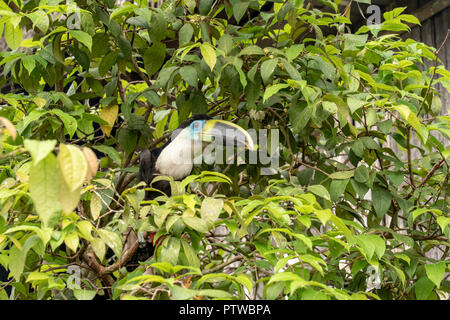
<box><xmin>0</xmin><ymin>263</ymin><xmax>11</xmax><ymax>297</ymax></box>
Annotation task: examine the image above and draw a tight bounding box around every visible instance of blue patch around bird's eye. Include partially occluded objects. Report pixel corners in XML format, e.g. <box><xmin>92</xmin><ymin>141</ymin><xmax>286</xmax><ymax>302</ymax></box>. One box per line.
<box><xmin>190</xmin><ymin>120</ymin><xmax>205</xmax><ymax>136</ymax></box>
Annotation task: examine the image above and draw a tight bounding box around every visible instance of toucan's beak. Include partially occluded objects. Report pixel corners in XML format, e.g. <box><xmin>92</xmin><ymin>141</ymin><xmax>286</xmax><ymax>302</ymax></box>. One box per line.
<box><xmin>201</xmin><ymin>120</ymin><xmax>255</xmax><ymax>151</ymax></box>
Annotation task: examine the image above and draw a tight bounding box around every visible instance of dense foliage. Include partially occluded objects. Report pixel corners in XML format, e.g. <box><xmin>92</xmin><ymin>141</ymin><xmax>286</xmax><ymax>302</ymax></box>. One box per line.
<box><xmin>0</xmin><ymin>0</ymin><xmax>449</xmax><ymax>300</ymax></box>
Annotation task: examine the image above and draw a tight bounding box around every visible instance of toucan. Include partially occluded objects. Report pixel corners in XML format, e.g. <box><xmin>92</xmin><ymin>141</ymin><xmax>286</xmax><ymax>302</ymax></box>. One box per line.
<box><xmin>126</xmin><ymin>114</ymin><xmax>255</xmax><ymax>270</ymax></box>
<box><xmin>138</xmin><ymin>114</ymin><xmax>254</xmax><ymax>199</ymax></box>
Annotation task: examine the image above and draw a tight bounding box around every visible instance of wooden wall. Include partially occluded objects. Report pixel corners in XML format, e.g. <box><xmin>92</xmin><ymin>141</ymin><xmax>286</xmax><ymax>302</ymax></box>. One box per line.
<box><xmin>402</xmin><ymin>0</ymin><xmax>450</xmax><ymax>114</ymax></box>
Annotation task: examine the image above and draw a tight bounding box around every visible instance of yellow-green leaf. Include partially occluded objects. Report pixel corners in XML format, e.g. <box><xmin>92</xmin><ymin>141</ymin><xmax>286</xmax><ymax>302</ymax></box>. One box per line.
<box><xmin>24</xmin><ymin>139</ymin><xmax>57</xmax><ymax>165</ymax></box>
<box><xmin>90</xmin><ymin>192</ymin><xmax>102</xmax><ymax>221</ymax></box>
<box><xmin>99</xmin><ymin>105</ymin><xmax>119</xmax><ymax>137</ymax></box>
<box><xmin>4</xmin><ymin>22</ymin><xmax>22</xmax><ymax>50</ymax></box>
<box><xmin>200</xmin><ymin>43</ymin><xmax>216</xmax><ymax>71</ymax></box>
<box><xmin>29</xmin><ymin>153</ymin><xmax>61</xmax><ymax>227</ymax></box>
<box><xmin>98</xmin><ymin>229</ymin><xmax>122</xmax><ymax>258</ymax></box>
<box><xmin>58</xmin><ymin>144</ymin><xmax>88</xmax><ymax>192</ymax></box>
<box><xmin>64</xmin><ymin>232</ymin><xmax>79</xmax><ymax>252</ymax></box>
<box><xmin>201</xmin><ymin>197</ymin><xmax>223</xmax><ymax>227</ymax></box>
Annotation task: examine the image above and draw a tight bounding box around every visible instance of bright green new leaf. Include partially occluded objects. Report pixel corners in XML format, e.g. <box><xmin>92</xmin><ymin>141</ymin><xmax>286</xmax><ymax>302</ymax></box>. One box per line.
<box><xmin>436</xmin><ymin>216</ymin><xmax>450</xmax><ymax>233</ymax></box>
<box><xmin>309</xmin><ymin>185</ymin><xmax>331</xmax><ymax>201</ymax></box>
<box><xmin>425</xmin><ymin>262</ymin><xmax>446</xmax><ymax>288</ymax></box>
<box><xmin>69</xmin><ymin>30</ymin><xmax>92</xmax><ymax>51</ymax></box>
<box><xmin>263</xmin><ymin>83</ymin><xmax>289</xmax><ymax>102</ymax></box>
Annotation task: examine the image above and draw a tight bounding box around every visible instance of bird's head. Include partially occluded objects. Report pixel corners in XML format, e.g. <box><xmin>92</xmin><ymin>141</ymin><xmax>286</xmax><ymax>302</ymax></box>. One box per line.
<box><xmin>186</xmin><ymin>118</ymin><xmax>255</xmax><ymax>152</ymax></box>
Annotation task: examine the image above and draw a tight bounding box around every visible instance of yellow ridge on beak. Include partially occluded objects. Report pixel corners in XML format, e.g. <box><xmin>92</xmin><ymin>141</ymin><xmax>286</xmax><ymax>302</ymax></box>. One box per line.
<box><xmin>201</xmin><ymin>119</ymin><xmax>255</xmax><ymax>151</ymax></box>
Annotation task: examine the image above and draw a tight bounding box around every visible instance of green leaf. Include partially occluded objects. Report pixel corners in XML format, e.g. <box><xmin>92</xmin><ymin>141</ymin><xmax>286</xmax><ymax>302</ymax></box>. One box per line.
<box><xmin>260</xmin><ymin>59</ymin><xmax>278</xmax><ymax>84</ymax></box>
<box><xmin>184</xmin><ymin>0</ymin><xmax>196</xmax><ymax>13</ymax></box>
<box><xmin>98</xmin><ymin>229</ymin><xmax>122</xmax><ymax>258</ymax></box>
<box><xmin>199</xmin><ymin>0</ymin><xmax>213</xmax><ymax>15</ymax></box>
<box><xmin>143</xmin><ymin>42</ymin><xmax>166</xmax><ymax>76</ymax></box>
<box><xmin>356</xmin><ymin>234</ymin><xmax>376</xmax><ymax>260</ymax></box>
<box><xmin>394</xmin><ymin>105</ymin><xmax>428</xmax><ymax>142</ymax></box>
<box><xmin>314</xmin><ymin>209</ymin><xmax>332</xmax><ymax>225</ymax></box>
<box><xmin>92</xmin><ymin>145</ymin><xmax>122</xmax><ymax>165</ymax></box>
<box><xmin>90</xmin><ymin>192</ymin><xmax>102</xmax><ymax>221</ymax></box>
<box><xmin>9</xmin><ymin>245</ymin><xmax>25</xmax><ymax>281</ymax></box>
<box><xmin>354</xmin><ymin>165</ymin><xmax>369</xmax><ymax>183</ymax></box>
<box><xmin>69</xmin><ymin>30</ymin><xmax>92</xmax><ymax>51</ymax></box>
<box><xmin>425</xmin><ymin>262</ymin><xmax>446</xmax><ymax>288</ymax></box>
<box><xmin>149</xmin><ymin>11</ymin><xmax>167</xmax><ymax>42</ymax></box>
<box><xmin>200</xmin><ymin>43</ymin><xmax>216</xmax><ymax>71</ymax></box>
<box><xmin>59</xmin><ymin>172</ymin><xmax>81</xmax><ymax>214</ymax></box>
<box><xmin>239</xmin><ymin>45</ymin><xmax>265</xmax><ymax>56</ymax></box>
<box><xmin>159</xmin><ymin>237</ymin><xmax>180</xmax><ymax>265</ymax></box>
<box><xmin>233</xmin><ymin>1</ymin><xmax>250</xmax><ymax>24</ymax></box>
<box><xmin>343</xmin><ymin>33</ymin><xmax>368</xmax><ymax>51</ymax></box>
<box><xmin>99</xmin><ymin>51</ymin><xmax>118</xmax><ymax>77</ymax></box>
<box><xmin>436</xmin><ymin>216</ymin><xmax>450</xmax><ymax>233</ymax></box>
<box><xmin>289</xmin><ymin>103</ymin><xmax>312</xmax><ymax>134</ymax></box>
<box><xmin>308</xmin><ymin>185</ymin><xmax>331</xmax><ymax>201</ymax></box>
<box><xmin>183</xmin><ymin>216</ymin><xmax>209</xmax><ymax>233</ymax></box>
<box><xmin>64</xmin><ymin>232</ymin><xmax>79</xmax><ymax>252</ymax></box>
<box><xmin>268</xmin><ymin>271</ymin><xmax>303</xmax><ymax>284</ymax></box>
<box><xmin>118</xmin><ymin>128</ymin><xmax>137</xmax><ymax>156</ymax></box>
<box><xmin>24</xmin><ymin>139</ymin><xmax>57</xmax><ymax>165</ymax></box>
<box><xmin>179</xmin><ymin>65</ymin><xmax>198</xmax><ymax>87</ymax></box>
<box><xmin>198</xmin><ymin>289</ymin><xmax>233</xmax><ymax>299</ymax></box>
<box><xmin>73</xmin><ymin>289</ymin><xmax>97</xmax><ymax>300</ymax></box>
<box><xmin>51</xmin><ymin>109</ymin><xmax>77</xmax><ymax>138</ymax></box>
<box><xmin>415</xmin><ymin>277</ymin><xmax>435</xmax><ymax>300</ymax></box>
<box><xmin>22</xmin><ymin>56</ymin><xmax>36</xmax><ymax>74</ymax></box>
<box><xmin>329</xmin><ymin>170</ymin><xmax>355</xmax><ymax>180</ymax></box>
<box><xmin>181</xmin><ymin>239</ymin><xmax>200</xmax><ymax>268</ymax></box>
<box><xmin>347</xmin><ymin>97</ymin><xmax>365</xmax><ymax>114</ymax></box>
<box><xmin>4</xmin><ymin>22</ymin><xmax>22</xmax><ymax>50</ymax></box>
<box><xmin>26</xmin><ymin>272</ymin><xmax>51</xmax><ymax>282</ymax></box>
<box><xmin>200</xmin><ymin>197</ymin><xmax>223</xmax><ymax>228</ymax></box>
<box><xmin>399</xmin><ymin>14</ymin><xmax>420</xmax><ymax>25</ymax></box>
<box><xmin>322</xmin><ymin>101</ymin><xmax>337</xmax><ymax>114</ymax></box>
<box><xmin>91</xmin><ymin>238</ymin><xmax>106</xmax><ymax>261</ymax></box>
<box><xmin>29</xmin><ymin>153</ymin><xmax>61</xmax><ymax>227</ymax></box>
<box><xmin>20</xmin><ymin>110</ymin><xmax>48</xmax><ymax>133</ymax></box>
<box><xmin>371</xmin><ymin>185</ymin><xmax>391</xmax><ymax>220</ymax></box>
<box><xmin>431</xmin><ymin>96</ymin><xmax>442</xmax><ymax>115</ymax></box>
<box><xmin>263</xmin><ymin>83</ymin><xmax>289</xmax><ymax>102</ymax></box>
<box><xmin>28</xmin><ymin>10</ymin><xmax>49</xmax><ymax>34</ymax></box>
<box><xmin>330</xmin><ymin>179</ymin><xmax>349</xmax><ymax>202</ymax></box>
<box><xmin>285</xmin><ymin>44</ymin><xmax>303</xmax><ymax>61</ymax></box>
<box><xmin>179</xmin><ymin>23</ymin><xmax>194</xmax><ymax>46</ymax></box>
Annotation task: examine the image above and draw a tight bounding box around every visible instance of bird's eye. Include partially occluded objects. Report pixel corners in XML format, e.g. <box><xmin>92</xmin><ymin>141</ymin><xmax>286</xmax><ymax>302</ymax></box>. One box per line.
<box><xmin>193</xmin><ymin>122</ymin><xmax>199</xmax><ymax>128</ymax></box>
